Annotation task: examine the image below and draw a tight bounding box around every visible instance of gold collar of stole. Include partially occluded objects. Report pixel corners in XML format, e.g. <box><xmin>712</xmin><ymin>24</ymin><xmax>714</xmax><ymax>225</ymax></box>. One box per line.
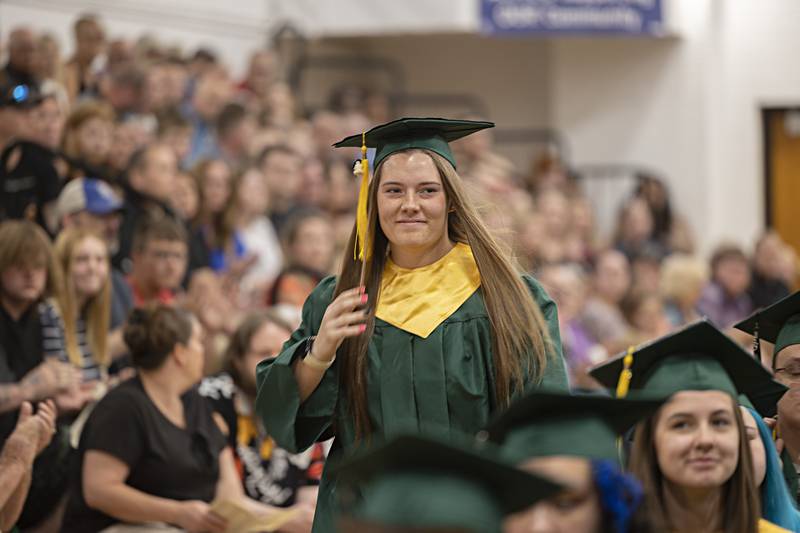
<box><xmin>376</xmin><ymin>242</ymin><xmax>481</xmax><ymax>338</ymax></box>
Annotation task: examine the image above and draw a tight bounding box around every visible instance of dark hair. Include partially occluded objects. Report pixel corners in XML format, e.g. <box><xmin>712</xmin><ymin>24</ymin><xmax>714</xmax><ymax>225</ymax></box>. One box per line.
<box><xmin>222</xmin><ymin>310</ymin><xmax>293</xmax><ymax>389</ymax></box>
<box><xmin>123</xmin><ymin>305</ymin><xmax>194</xmax><ymax>370</ymax></box>
<box><xmin>256</xmin><ymin>144</ymin><xmax>298</xmax><ymax>168</ymax></box>
<box><xmin>710</xmin><ymin>244</ymin><xmax>748</xmax><ymax>276</ymax></box>
<box><xmin>131</xmin><ymin>214</ymin><xmax>188</xmax><ymax>253</ymax></box>
<box><xmin>280</xmin><ymin>207</ymin><xmax>330</xmax><ymax>248</ymax></box>
<box><xmin>157</xmin><ymin>107</ymin><xmax>190</xmax><ymax>135</ymax></box>
<box><xmin>215</xmin><ymin>102</ymin><xmax>247</xmax><ymax>137</ymax></box>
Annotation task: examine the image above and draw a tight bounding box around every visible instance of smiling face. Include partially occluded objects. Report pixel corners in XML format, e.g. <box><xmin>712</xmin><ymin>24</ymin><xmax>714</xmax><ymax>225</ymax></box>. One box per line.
<box><xmin>503</xmin><ymin>456</ymin><xmax>602</xmax><ymax>533</ymax></box>
<box><xmin>70</xmin><ymin>235</ymin><xmax>109</xmax><ymax>302</ymax></box>
<box><xmin>377</xmin><ymin>151</ymin><xmax>450</xmax><ymax>260</ymax></box>
<box><xmin>654</xmin><ymin>390</ymin><xmax>740</xmax><ymax>490</ymax></box>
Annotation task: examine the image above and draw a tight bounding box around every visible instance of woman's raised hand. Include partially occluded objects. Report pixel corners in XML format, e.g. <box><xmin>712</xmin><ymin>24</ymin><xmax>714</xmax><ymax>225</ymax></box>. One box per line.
<box><xmin>312</xmin><ymin>286</ymin><xmax>369</xmax><ymax>362</ymax></box>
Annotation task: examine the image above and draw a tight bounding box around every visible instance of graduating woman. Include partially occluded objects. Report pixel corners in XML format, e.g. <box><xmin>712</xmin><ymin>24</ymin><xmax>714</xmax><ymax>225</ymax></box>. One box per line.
<box><xmin>590</xmin><ymin>320</ymin><xmax>790</xmax><ymax>533</ymax></box>
<box><xmin>256</xmin><ymin>118</ymin><xmax>568</xmax><ymax>532</ymax></box>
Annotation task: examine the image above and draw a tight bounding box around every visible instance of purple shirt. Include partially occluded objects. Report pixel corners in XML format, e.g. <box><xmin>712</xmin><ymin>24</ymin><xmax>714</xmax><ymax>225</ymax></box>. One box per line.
<box><xmin>696</xmin><ymin>282</ymin><xmax>753</xmax><ymax>329</ymax></box>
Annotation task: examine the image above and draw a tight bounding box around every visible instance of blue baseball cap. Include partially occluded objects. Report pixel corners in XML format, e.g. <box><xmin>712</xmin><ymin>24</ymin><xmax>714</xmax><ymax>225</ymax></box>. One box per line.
<box><xmin>57</xmin><ymin>178</ymin><xmax>123</xmax><ymax>219</ymax></box>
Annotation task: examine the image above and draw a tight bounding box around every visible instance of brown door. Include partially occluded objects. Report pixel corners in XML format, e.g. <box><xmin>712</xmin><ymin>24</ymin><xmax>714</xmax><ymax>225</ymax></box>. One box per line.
<box><xmin>764</xmin><ymin>108</ymin><xmax>800</xmax><ymax>255</ymax></box>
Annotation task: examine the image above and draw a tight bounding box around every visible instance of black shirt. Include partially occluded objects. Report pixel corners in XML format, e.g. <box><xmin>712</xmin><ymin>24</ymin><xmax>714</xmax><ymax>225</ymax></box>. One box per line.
<box><xmin>61</xmin><ymin>377</ymin><xmax>228</xmax><ymax>532</ymax></box>
<box><xmin>0</xmin><ymin>141</ymin><xmax>62</xmax><ymax>231</ymax></box>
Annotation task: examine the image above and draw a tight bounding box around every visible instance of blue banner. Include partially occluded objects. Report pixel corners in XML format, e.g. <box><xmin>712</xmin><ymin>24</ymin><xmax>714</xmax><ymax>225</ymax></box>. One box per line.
<box><xmin>481</xmin><ymin>0</ymin><xmax>663</xmax><ymax>36</ymax></box>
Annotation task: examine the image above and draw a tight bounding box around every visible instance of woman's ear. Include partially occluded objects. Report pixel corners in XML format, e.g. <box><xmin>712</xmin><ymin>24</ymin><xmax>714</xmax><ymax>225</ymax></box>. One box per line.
<box><xmin>171</xmin><ymin>343</ymin><xmax>188</xmax><ymax>367</ymax></box>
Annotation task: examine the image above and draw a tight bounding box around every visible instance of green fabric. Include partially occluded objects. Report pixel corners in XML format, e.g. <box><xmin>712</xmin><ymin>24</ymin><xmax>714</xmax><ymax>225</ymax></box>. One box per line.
<box><xmin>734</xmin><ymin>291</ymin><xmax>800</xmax><ymax>346</ymax></box>
<box><xmin>775</xmin><ymin>316</ymin><xmax>800</xmax><ymax>357</ymax></box>
<box><xmin>641</xmin><ymin>355</ymin><xmax>738</xmax><ymax>397</ymax></box>
<box><xmin>332</xmin><ymin>117</ymin><xmax>495</xmax><ymax>169</ymax></box>
<box><xmin>590</xmin><ymin>320</ymin><xmax>778</xmax><ymax>399</ymax></box>
<box><xmin>256</xmin><ymin>274</ymin><xmax>568</xmax><ymax>533</ymax></box>
<box><xmin>502</xmin><ymin>417</ymin><xmax>619</xmax><ymax>464</ymax></box>
<box><xmin>358</xmin><ymin>474</ymin><xmax>502</xmax><ymax>532</ymax></box>
<box><xmin>486</xmin><ymin>391</ymin><xmax>664</xmax><ymax>464</ymax></box>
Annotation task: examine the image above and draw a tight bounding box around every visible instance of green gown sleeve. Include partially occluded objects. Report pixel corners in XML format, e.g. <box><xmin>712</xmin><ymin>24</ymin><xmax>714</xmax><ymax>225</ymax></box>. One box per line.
<box><xmin>255</xmin><ymin>276</ymin><xmax>340</xmax><ymax>453</ymax></box>
<box><xmin>522</xmin><ymin>274</ymin><xmax>569</xmax><ymax>391</ymax></box>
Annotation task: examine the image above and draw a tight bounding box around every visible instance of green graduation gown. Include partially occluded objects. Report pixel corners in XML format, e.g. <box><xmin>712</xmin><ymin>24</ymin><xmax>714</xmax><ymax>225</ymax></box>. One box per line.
<box><xmin>255</xmin><ymin>274</ymin><xmax>568</xmax><ymax>532</ymax></box>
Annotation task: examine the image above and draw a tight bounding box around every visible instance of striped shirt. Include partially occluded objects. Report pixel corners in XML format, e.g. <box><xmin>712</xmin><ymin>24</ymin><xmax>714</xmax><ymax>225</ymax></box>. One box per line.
<box><xmin>40</xmin><ymin>300</ymin><xmax>104</xmax><ymax>382</ymax></box>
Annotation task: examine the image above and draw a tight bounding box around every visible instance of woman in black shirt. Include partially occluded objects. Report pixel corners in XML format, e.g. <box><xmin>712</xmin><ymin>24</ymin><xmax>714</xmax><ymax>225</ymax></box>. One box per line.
<box><xmin>62</xmin><ymin>305</ymin><xmax>257</xmax><ymax>532</ymax></box>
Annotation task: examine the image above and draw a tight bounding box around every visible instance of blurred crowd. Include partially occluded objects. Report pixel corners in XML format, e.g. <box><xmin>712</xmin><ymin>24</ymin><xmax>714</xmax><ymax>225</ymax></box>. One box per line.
<box><xmin>0</xmin><ymin>13</ymin><xmax>797</xmax><ymax>532</ymax></box>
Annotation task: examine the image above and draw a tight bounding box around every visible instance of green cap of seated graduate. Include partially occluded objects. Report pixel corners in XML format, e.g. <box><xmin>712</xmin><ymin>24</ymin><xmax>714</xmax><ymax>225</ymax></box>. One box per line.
<box><xmin>333</xmin><ymin>434</ymin><xmax>562</xmax><ymax>533</ymax></box>
<box><xmin>734</xmin><ymin>291</ymin><xmax>800</xmax><ymax>362</ymax></box>
<box><xmin>588</xmin><ymin>320</ymin><xmax>782</xmax><ymax>407</ymax></box>
<box><xmin>332</xmin><ymin>117</ymin><xmax>494</xmax><ymax>170</ymax></box>
<box><xmin>484</xmin><ymin>390</ymin><xmax>666</xmax><ymax>464</ymax></box>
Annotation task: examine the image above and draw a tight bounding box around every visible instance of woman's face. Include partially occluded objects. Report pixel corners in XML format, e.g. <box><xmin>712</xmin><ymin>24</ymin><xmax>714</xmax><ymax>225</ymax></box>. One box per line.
<box><xmin>740</xmin><ymin>407</ymin><xmax>766</xmax><ymax>486</ymax></box>
<box><xmin>234</xmin><ymin>321</ymin><xmax>290</xmax><ymax>395</ymax></box>
<box><xmin>377</xmin><ymin>151</ymin><xmax>449</xmax><ymax>255</ymax></box>
<box><xmin>237</xmin><ymin>168</ymin><xmax>269</xmax><ymax>215</ymax></box>
<box><xmin>71</xmin><ymin>235</ymin><xmax>109</xmax><ymax>302</ymax></box>
<box><xmin>503</xmin><ymin>456</ymin><xmax>602</xmax><ymax>533</ymax></box>
<box><xmin>654</xmin><ymin>390</ymin><xmax>740</xmax><ymax>491</ymax></box>
<box><xmin>289</xmin><ymin>217</ymin><xmax>335</xmax><ymax>274</ymax></box>
<box><xmin>77</xmin><ymin>117</ymin><xmax>113</xmax><ymax>165</ymax></box>
<box><xmin>202</xmin><ymin>161</ymin><xmax>232</xmax><ymax>214</ymax></box>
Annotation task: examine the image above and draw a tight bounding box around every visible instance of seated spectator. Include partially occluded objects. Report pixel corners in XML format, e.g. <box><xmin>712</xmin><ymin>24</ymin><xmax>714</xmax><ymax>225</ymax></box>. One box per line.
<box><xmin>62</xmin><ymin>305</ymin><xmax>303</xmax><ymax>532</ymax></box>
<box><xmin>267</xmin><ymin>209</ymin><xmax>335</xmax><ymax>308</ymax></box>
<box><xmin>258</xmin><ymin>145</ymin><xmax>304</xmax><ymax>232</ymax></box>
<box><xmin>61</xmin><ymin>100</ymin><xmax>115</xmax><ymax>180</ymax></box>
<box><xmin>156</xmin><ymin>107</ymin><xmax>192</xmax><ymax>167</ymax></box>
<box><xmin>106</xmin><ymin>114</ymin><xmax>153</xmax><ymax>176</ymax></box>
<box><xmin>115</xmin><ymin>143</ymin><xmax>197</xmax><ymax>274</ymax></box>
<box><xmin>183</xmin><ymin>69</ymin><xmax>232</xmax><ymax>167</ymax></box>
<box><xmin>170</xmin><ymin>171</ymin><xmax>199</xmax><ymax>221</ymax></box>
<box><xmin>53</xmin><ymin>228</ymin><xmax>113</xmax><ymax>382</ymax></box>
<box><xmin>191</xmin><ymin>158</ymin><xmax>250</xmax><ymax>275</ymax></box>
<box><xmin>127</xmin><ymin>215</ymin><xmax>188</xmax><ymax>307</ymax></box>
<box><xmin>57</xmin><ymin>178</ymin><xmax>134</xmax><ymax>362</ymax></box>
<box><xmin>697</xmin><ymin>243</ymin><xmax>753</xmax><ymax>329</ymax></box>
<box><xmin>0</xmin><ymin>400</ymin><xmax>57</xmax><ymax>532</ymax></box>
<box><xmin>199</xmin><ymin>311</ymin><xmax>323</xmax><ymax>517</ymax></box>
<box><xmin>62</xmin><ymin>15</ymin><xmax>106</xmax><ymax>102</ymax></box>
<box><xmin>215</xmin><ymin>102</ymin><xmax>256</xmax><ymax>169</ymax></box>
<box><xmin>1</xmin><ymin>28</ymin><xmax>37</xmax><ymax>88</ymax></box>
<box><xmin>0</xmin><ymin>220</ymin><xmax>84</xmax><ymax>529</ymax></box>
<box><xmin>27</xmin><ymin>81</ymin><xmax>67</xmax><ymax>152</ymax></box>
<box><xmin>231</xmin><ymin>165</ymin><xmax>283</xmax><ymax>300</ymax></box>
<box><xmin>660</xmin><ymin>253</ymin><xmax>708</xmax><ymax>327</ymax></box>
<box><xmin>620</xmin><ymin>290</ymin><xmax>671</xmax><ymax>343</ymax></box>
<box><xmin>634</xmin><ymin>172</ymin><xmax>695</xmax><ymax>253</ymax></box>
<box><xmin>0</xmin><ymin>81</ymin><xmax>62</xmax><ymax>234</ymax></box>
<box><xmin>750</xmin><ymin>230</ymin><xmax>792</xmax><ymax>310</ymax></box>
<box><xmin>613</xmin><ymin>195</ymin><xmax>667</xmax><ymax>262</ymax></box>
<box><xmin>536</xmin><ymin>263</ymin><xmax>603</xmax><ymax>388</ymax></box>
<box><xmin>581</xmin><ymin>249</ymin><xmax>633</xmax><ymax>354</ymax></box>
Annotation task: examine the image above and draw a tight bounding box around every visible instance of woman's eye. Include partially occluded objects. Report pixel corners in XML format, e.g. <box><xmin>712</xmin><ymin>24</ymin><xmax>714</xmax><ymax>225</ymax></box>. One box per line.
<box><xmin>712</xmin><ymin>418</ymin><xmax>732</xmax><ymax>428</ymax></box>
<box><xmin>671</xmin><ymin>421</ymin><xmax>689</xmax><ymax>430</ymax></box>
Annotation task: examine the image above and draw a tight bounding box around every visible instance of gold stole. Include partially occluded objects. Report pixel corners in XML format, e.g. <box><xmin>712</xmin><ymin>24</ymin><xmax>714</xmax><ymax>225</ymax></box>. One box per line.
<box><xmin>375</xmin><ymin>243</ymin><xmax>481</xmax><ymax>338</ymax></box>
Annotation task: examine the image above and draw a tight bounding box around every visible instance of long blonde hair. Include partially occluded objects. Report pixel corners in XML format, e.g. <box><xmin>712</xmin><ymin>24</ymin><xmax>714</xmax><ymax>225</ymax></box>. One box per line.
<box><xmin>54</xmin><ymin>228</ymin><xmax>111</xmax><ymax>369</ymax></box>
<box><xmin>335</xmin><ymin>149</ymin><xmax>552</xmax><ymax>438</ymax></box>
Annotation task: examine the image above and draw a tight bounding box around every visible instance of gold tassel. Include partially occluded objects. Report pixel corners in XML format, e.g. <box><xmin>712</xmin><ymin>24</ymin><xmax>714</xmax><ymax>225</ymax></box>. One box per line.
<box><xmin>354</xmin><ymin>132</ymin><xmax>371</xmax><ymax>261</ymax></box>
<box><xmin>615</xmin><ymin>346</ymin><xmax>635</xmax><ymax>398</ymax></box>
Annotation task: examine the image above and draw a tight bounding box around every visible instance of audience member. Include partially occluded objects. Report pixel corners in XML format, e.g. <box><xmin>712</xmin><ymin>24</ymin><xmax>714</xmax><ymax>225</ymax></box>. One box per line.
<box><xmin>127</xmin><ymin>215</ymin><xmax>189</xmax><ymax>307</ymax></box>
<box><xmin>660</xmin><ymin>254</ymin><xmax>708</xmax><ymax>327</ymax></box>
<box><xmin>697</xmin><ymin>244</ymin><xmax>753</xmax><ymax>329</ymax></box>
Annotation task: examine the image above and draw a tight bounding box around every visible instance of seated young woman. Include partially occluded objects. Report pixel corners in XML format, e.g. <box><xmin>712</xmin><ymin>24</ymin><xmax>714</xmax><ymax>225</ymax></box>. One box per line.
<box><xmin>590</xmin><ymin>320</ymin><xmax>791</xmax><ymax>533</ymax></box>
<box><xmin>61</xmin><ymin>305</ymin><xmax>297</xmax><ymax>532</ymax></box>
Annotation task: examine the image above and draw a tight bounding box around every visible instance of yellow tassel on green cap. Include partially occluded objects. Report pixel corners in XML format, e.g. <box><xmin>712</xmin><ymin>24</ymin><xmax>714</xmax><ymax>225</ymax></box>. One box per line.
<box><xmin>615</xmin><ymin>346</ymin><xmax>635</xmax><ymax>398</ymax></box>
<box><xmin>354</xmin><ymin>131</ymin><xmax>371</xmax><ymax>261</ymax></box>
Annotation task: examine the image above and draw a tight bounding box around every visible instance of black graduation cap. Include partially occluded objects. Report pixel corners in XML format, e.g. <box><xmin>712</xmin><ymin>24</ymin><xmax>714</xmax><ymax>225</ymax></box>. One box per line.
<box><xmin>333</xmin><ymin>117</ymin><xmax>494</xmax><ymax>169</ymax></box>
<box><xmin>734</xmin><ymin>291</ymin><xmax>800</xmax><ymax>365</ymax></box>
